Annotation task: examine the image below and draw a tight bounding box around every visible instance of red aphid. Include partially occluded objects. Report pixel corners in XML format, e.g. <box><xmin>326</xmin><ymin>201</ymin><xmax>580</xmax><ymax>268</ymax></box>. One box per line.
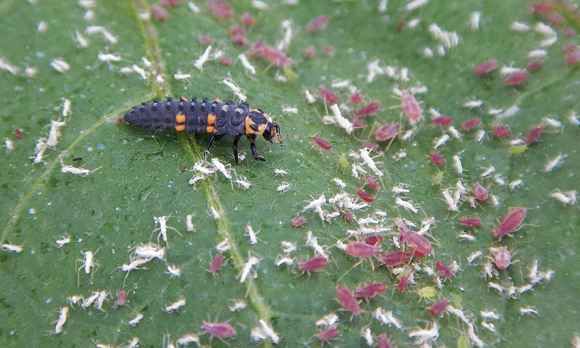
<box><xmin>374</xmin><ymin>123</ymin><xmax>400</xmax><ymax>142</ymax></box>
<box><xmin>430</xmin><ymin>152</ymin><xmax>445</xmax><ymax>167</ymax></box>
<box><xmin>341</xmin><ymin>209</ymin><xmax>355</xmax><ymax>223</ymax></box>
<box><xmin>365</xmin><ymin>235</ymin><xmax>383</xmax><ymax>246</ymax></box>
<box><xmin>355</xmin><ymin>282</ymin><xmax>387</xmax><ymax>301</ymax></box>
<box><xmin>492</xmin><ymin>207</ymin><xmax>527</xmax><ymax>239</ymax></box>
<box><xmin>565</xmin><ymin>49</ymin><xmax>580</xmax><ymax>66</ymax></box>
<box><xmin>563</xmin><ymin>43</ymin><xmax>578</xmax><ymax>54</ymax></box>
<box><xmin>160</xmin><ymin>0</ymin><xmax>180</xmax><ymax>7</ymax></box>
<box><xmin>229</xmin><ymin>25</ymin><xmax>247</xmax><ymax>46</ymax></box>
<box><xmin>306</xmin><ymin>15</ymin><xmax>330</xmax><ymax>33</ymax></box>
<box><xmin>316</xmin><ymin>326</ymin><xmax>339</xmax><ymax>344</ymax></box>
<box><xmin>240</xmin><ymin>12</ymin><xmax>256</xmax><ymax>26</ymax></box>
<box><xmin>336</xmin><ymin>286</ymin><xmax>361</xmax><ymax>316</ymax></box>
<box><xmin>461</xmin><ymin>117</ymin><xmax>481</xmax><ymax>131</ymax></box>
<box><xmin>504</xmin><ymin>70</ymin><xmax>528</xmax><ymax>87</ymax></box>
<box><xmin>298</xmin><ymin>255</ymin><xmax>328</xmax><ymax>273</ymax></box>
<box><xmin>400</xmin><ymin>90</ymin><xmax>422</xmax><ymax>125</ymax></box>
<box><xmin>377</xmin><ymin>333</ymin><xmax>393</xmax><ymax>348</ymax></box>
<box><xmin>530</xmin><ymin>2</ymin><xmax>554</xmax><ymax>15</ymax></box>
<box><xmin>526</xmin><ymin>125</ymin><xmax>544</xmax><ymax>145</ymax></box>
<box><xmin>362</xmin><ymin>142</ymin><xmax>379</xmax><ymax>151</ymax></box>
<box><xmin>312</xmin><ymin>135</ymin><xmax>332</xmax><ymax>151</ymax></box>
<box><xmin>322</xmin><ymin>46</ymin><xmax>335</xmax><ymax>56</ymax></box>
<box><xmin>356</xmin><ymin>188</ymin><xmax>375</xmax><ymax>203</ymax></box>
<box><xmin>208</xmin><ymin>254</ymin><xmax>225</xmax><ymax>274</ymax></box>
<box><xmin>345</xmin><ymin>241</ymin><xmax>380</xmax><ymax>258</ymax></box>
<box><xmin>151</xmin><ymin>4</ymin><xmax>169</xmax><ymax>21</ymax></box>
<box><xmin>15</xmin><ymin>128</ymin><xmax>23</xmax><ymax>140</ymax></box>
<box><xmin>394</xmin><ymin>218</ymin><xmax>413</xmax><ymax>234</ymax></box>
<box><xmin>491</xmin><ymin>246</ymin><xmax>512</xmax><ymax>271</ymax></box>
<box><xmin>303</xmin><ymin>46</ymin><xmax>317</xmax><ymax>59</ymax></box>
<box><xmin>355</xmin><ymin>101</ymin><xmax>381</xmax><ymax>118</ymax></box>
<box><xmin>365</xmin><ymin>176</ymin><xmax>381</xmax><ymax>192</ymax></box>
<box><xmin>198</xmin><ymin>34</ymin><xmax>214</xmax><ymax>46</ymax></box>
<box><xmin>319</xmin><ymin>86</ymin><xmax>338</xmax><ymax>104</ymax></box>
<box><xmin>201</xmin><ymin>321</ymin><xmax>236</xmax><ymax>339</ymax></box>
<box><xmin>350</xmin><ymin>92</ymin><xmax>363</xmax><ymax>104</ymax></box>
<box><xmin>291</xmin><ymin>215</ymin><xmax>307</xmax><ymax>228</ymax></box>
<box><xmin>207</xmin><ymin>0</ymin><xmax>233</xmax><ymax>20</ymax></box>
<box><xmin>473</xmin><ymin>58</ymin><xmax>498</xmax><ymax>77</ymax></box>
<box><xmin>492</xmin><ymin>125</ymin><xmax>512</xmax><ymax>138</ymax></box>
<box><xmin>219</xmin><ymin>56</ymin><xmax>233</xmax><ymax>66</ymax></box>
<box><xmin>431</xmin><ymin>115</ymin><xmax>454</xmax><ymax>127</ymax></box>
<box><xmin>546</xmin><ymin>12</ymin><xmax>564</xmax><ymax>26</ymax></box>
<box><xmin>400</xmin><ymin>231</ymin><xmax>432</xmax><ymax>257</ymax></box>
<box><xmin>527</xmin><ymin>60</ymin><xmax>544</xmax><ymax>72</ymax></box>
<box><xmin>396</xmin><ymin>273</ymin><xmax>412</xmax><ymax>293</ymax></box>
<box><xmin>116</xmin><ymin>289</ymin><xmax>127</xmax><ymax>306</ymax></box>
<box><xmin>473</xmin><ymin>182</ymin><xmax>489</xmax><ymax>203</ymax></box>
<box><xmin>458</xmin><ymin>216</ymin><xmax>481</xmax><ymax>228</ymax></box>
<box><xmin>435</xmin><ymin>260</ymin><xmax>454</xmax><ymax>279</ymax></box>
<box><xmin>251</xmin><ymin>41</ymin><xmax>292</xmax><ymax>67</ymax></box>
<box><xmin>378</xmin><ymin>250</ymin><xmax>413</xmax><ymax>268</ymax></box>
<box><xmin>428</xmin><ymin>298</ymin><xmax>449</xmax><ymax>317</ymax></box>
<box><xmin>564</xmin><ymin>27</ymin><xmax>577</xmax><ymax>37</ymax></box>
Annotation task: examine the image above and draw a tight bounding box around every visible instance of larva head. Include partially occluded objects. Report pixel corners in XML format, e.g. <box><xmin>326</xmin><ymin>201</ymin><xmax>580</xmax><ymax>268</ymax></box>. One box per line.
<box><xmin>245</xmin><ymin>109</ymin><xmax>282</xmax><ymax>143</ymax></box>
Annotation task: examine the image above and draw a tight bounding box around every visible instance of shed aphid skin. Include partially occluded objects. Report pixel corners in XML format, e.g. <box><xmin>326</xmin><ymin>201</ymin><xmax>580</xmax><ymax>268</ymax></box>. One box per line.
<box><xmin>50</xmin><ymin>58</ymin><xmax>70</xmax><ymax>73</ymax></box>
<box><xmin>185</xmin><ymin>214</ymin><xmax>194</xmax><ymax>232</ymax></box>
<box><xmin>229</xmin><ymin>299</ymin><xmax>247</xmax><ymax>312</ymax></box>
<box><xmin>153</xmin><ymin>216</ymin><xmax>180</xmax><ymax>245</ymax></box>
<box><xmin>79</xmin><ymin>250</ymin><xmax>96</xmax><ymax>275</ymax></box>
<box><xmin>244</xmin><ymin>224</ymin><xmax>259</xmax><ymax>245</ymax></box>
<box><xmin>361</xmin><ymin>327</ymin><xmax>374</xmax><ymax>346</ymax></box>
<box><xmin>239</xmin><ymin>254</ymin><xmax>260</xmax><ymax>283</ymax></box>
<box><xmin>164</xmin><ymin>297</ymin><xmax>186</xmax><ymax>313</ymax></box>
<box><xmin>53</xmin><ymin>306</ymin><xmax>69</xmax><ymax>335</ymax></box>
<box><xmin>544</xmin><ymin>153</ymin><xmax>567</xmax><ymax>172</ymax></box>
<box><xmin>124</xmin><ymin>97</ymin><xmax>281</xmax><ymax>163</ymax></box>
<box><xmin>373</xmin><ymin>308</ymin><xmax>403</xmax><ymax>330</ymax></box>
<box><xmin>550</xmin><ymin>190</ymin><xmax>577</xmax><ymax>205</ymax></box>
<box><xmin>222</xmin><ymin>78</ymin><xmax>247</xmax><ymax>102</ymax></box>
<box><xmin>60</xmin><ymin>156</ymin><xmax>98</xmax><ymax>176</ymax></box>
<box><xmin>519</xmin><ymin>306</ymin><xmax>539</xmax><ymax>316</ymax></box>
<box><xmin>0</xmin><ymin>243</ymin><xmax>23</xmax><ymax>253</ymax></box>
<box><xmin>134</xmin><ymin>243</ymin><xmax>166</xmax><ymax>260</ymax></box>
<box><xmin>408</xmin><ymin>321</ymin><xmax>439</xmax><ymax>345</ymax></box>
<box><xmin>165</xmin><ymin>264</ymin><xmax>181</xmax><ymax>278</ymax></box>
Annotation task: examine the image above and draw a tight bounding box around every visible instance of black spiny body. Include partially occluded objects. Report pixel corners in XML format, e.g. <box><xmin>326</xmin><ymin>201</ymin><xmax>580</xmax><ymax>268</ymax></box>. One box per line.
<box><xmin>124</xmin><ymin>97</ymin><xmax>281</xmax><ymax>163</ymax></box>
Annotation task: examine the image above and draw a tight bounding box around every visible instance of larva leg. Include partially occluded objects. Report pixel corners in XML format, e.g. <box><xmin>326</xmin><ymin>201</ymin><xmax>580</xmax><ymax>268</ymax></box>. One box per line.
<box><xmin>232</xmin><ymin>135</ymin><xmax>241</xmax><ymax>164</ymax></box>
<box><xmin>247</xmin><ymin>135</ymin><xmax>265</xmax><ymax>161</ymax></box>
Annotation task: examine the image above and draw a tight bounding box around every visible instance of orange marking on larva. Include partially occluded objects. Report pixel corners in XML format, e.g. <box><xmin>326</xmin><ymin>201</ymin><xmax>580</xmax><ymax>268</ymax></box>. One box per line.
<box><xmin>175</xmin><ymin>113</ymin><xmax>186</xmax><ymax>124</ymax></box>
<box><xmin>245</xmin><ymin>116</ymin><xmax>256</xmax><ymax>135</ymax></box>
<box><xmin>175</xmin><ymin>124</ymin><xmax>186</xmax><ymax>132</ymax></box>
<box><xmin>258</xmin><ymin>124</ymin><xmax>267</xmax><ymax>134</ymax></box>
<box><xmin>207</xmin><ymin>113</ymin><xmax>216</xmax><ymax>126</ymax></box>
<box><xmin>206</xmin><ymin>126</ymin><xmax>216</xmax><ymax>134</ymax></box>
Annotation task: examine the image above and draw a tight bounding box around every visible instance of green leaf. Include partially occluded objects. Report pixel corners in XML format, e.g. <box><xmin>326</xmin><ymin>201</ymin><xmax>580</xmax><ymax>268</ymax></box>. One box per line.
<box><xmin>1</xmin><ymin>1</ymin><xmax>580</xmax><ymax>347</ymax></box>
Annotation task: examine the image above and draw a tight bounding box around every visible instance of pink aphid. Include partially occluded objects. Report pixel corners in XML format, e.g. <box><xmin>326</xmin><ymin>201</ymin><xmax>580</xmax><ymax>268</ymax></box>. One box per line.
<box><xmin>160</xmin><ymin>0</ymin><xmax>180</xmax><ymax>7</ymax></box>
<box><xmin>350</xmin><ymin>92</ymin><xmax>363</xmax><ymax>104</ymax></box>
<box><xmin>365</xmin><ymin>236</ymin><xmax>383</xmax><ymax>246</ymax></box>
<box><xmin>298</xmin><ymin>255</ymin><xmax>328</xmax><ymax>273</ymax></box>
<box><xmin>435</xmin><ymin>260</ymin><xmax>455</xmax><ymax>280</ymax></box>
<box><xmin>526</xmin><ymin>125</ymin><xmax>544</xmax><ymax>145</ymax></box>
<box><xmin>208</xmin><ymin>254</ymin><xmax>225</xmax><ymax>274</ymax></box>
<box><xmin>461</xmin><ymin>117</ymin><xmax>481</xmax><ymax>132</ymax></box>
<box><xmin>431</xmin><ymin>115</ymin><xmax>454</xmax><ymax>127</ymax></box>
<box><xmin>365</xmin><ymin>176</ymin><xmax>381</xmax><ymax>192</ymax></box>
<box><xmin>378</xmin><ymin>250</ymin><xmax>413</xmax><ymax>268</ymax></box>
<box><xmin>356</xmin><ymin>189</ymin><xmax>375</xmax><ymax>204</ymax></box>
<box><xmin>355</xmin><ymin>282</ymin><xmax>387</xmax><ymax>301</ymax></box>
<box><xmin>345</xmin><ymin>241</ymin><xmax>380</xmax><ymax>258</ymax></box>
<box><xmin>396</xmin><ymin>273</ymin><xmax>412</xmax><ymax>293</ymax></box>
<box><xmin>492</xmin><ymin>124</ymin><xmax>512</xmax><ymax>138</ymax></box>
<box><xmin>473</xmin><ymin>182</ymin><xmax>489</xmax><ymax>203</ymax></box>
<box><xmin>201</xmin><ymin>321</ymin><xmax>237</xmax><ymax>339</ymax></box>
<box><xmin>319</xmin><ymin>86</ymin><xmax>338</xmax><ymax>104</ymax></box>
<box><xmin>377</xmin><ymin>333</ymin><xmax>393</xmax><ymax>348</ymax></box>
<box><xmin>303</xmin><ymin>46</ymin><xmax>317</xmax><ymax>59</ymax></box>
<box><xmin>240</xmin><ymin>12</ymin><xmax>256</xmax><ymax>26</ymax></box>
<box><xmin>352</xmin><ymin>116</ymin><xmax>367</xmax><ymax>129</ymax></box>
<box><xmin>251</xmin><ymin>41</ymin><xmax>292</xmax><ymax>67</ymax></box>
<box><xmin>428</xmin><ymin>298</ymin><xmax>449</xmax><ymax>317</ymax></box>
<box><xmin>229</xmin><ymin>25</ymin><xmax>247</xmax><ymax>46</ymax></box>
<box><xmin>316</xmin><ymin>326</ymin><xmax>339</xmax><ymax>344</ymax></box>
<box><xmin>527</xmin><ymin>60</ymin><xmax>544</xmax><ymax>72</ymax></box>
<box><xmin>306</xmin><ymin>15</ymin><xmax>330</xmax><ymax>33</ymax></box>
<box><xmin>151</xmin><ymin>4</ymin><xmax>169</xmax><ymax>21</ymax></box>
<box><xmin>504</xmin><ymin>70</ymin><xmax>528</xmax><ymax>87</ymax></box>
<box><xmin>219</xmin><ymin>56</ymin><xmax>233</xmax><ymax>66</ymax></box>
<box><xmin>207</xmin><ymin>0</ymin><xmax>233</xmax><ymax>20</ymax></box>
<box><xmin>565</xmin><ymin>49</ymin><xmax>580</xmax><ymax>66</ymax></box>
<box><xmin>341</xmin><ymin>209</ymin><xmax>355</xmax><ymax>224</ymax></box>
<box><xmin>430</xmin><ymin>152</ymin><xmax>445</xmax><ymax>167</ymax></box>
<box><xmin>362</xmin><ymin>142</ymin><xmax>380</xmax><ymax>151</ymax></box>
<box><xmin>563</xmin><ymin>43</ymin><xmax>578</xmax><ymax>54</ymax></box>
<box><xmin>546</xmin><ymin>12</ymin><xmax>564</xmax><ymax>26</ymax></box>
<box><xmin>336</xmin><ymin>286</ymin><xmax>361</xmax><ymax>316</ymax></box>
<box><xmin>116</xmin><ymin>289</ymin><xmax>127</xmax><ymax>307</ymax></box>
<box><xmin>323</xmin><ymin>46</ymin><xmax>336</xmax><ymax>56</ymax></box>
<box><xmin>291</xmin><ymin>215</ymin><xmax>307</xmax><ymax>228</ymax></box>
<box><xmin>400</xmin><ymin>231</ymin><xmax>432</xmax><ymax>257</ymax></box>
<box><xmin>355</xmin><ymin>101</ymin><xmax>381</xmax><ymax>118</ymax></box>
<box><xmin>491</xmin><ymin>246</ymin><xmax>512</xmax><ymax>271</ymax></box>
<box><xmin>458</xmin><ymin>216</ymin><xmax>481</xmax><ymax>228</ymax></box>
<box><xmin>492</xmin><ymin>207</ymin><xmax>527</xmax><ymax>239</ymax></box>
<box><xmin>474</xmin><ymin>58</ymin><xmax>498</xmax><ymax>77</ymax></box>
<box><xmin>563</xmin><ymin>27</ymin><xmax>577</xmax><ymax>37</ymax></box>
<box><xmin>198</xmin><ymin>34</ymin><xmax>214</xmax><ymax>46</ymax></box>
<box><xmin>400</xmin><ymin>90</ymin><xmax>422</xmax><ymax>125</ymax></box>
<box><xmin>312</xmin><ymin>135</ymin><xmax>332</xmax><ymax>151</ymax></box>
<box><xmin>374</xmin><ymin>123</ymin><xmax>400</xmax><ymax>142</ymax></box>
